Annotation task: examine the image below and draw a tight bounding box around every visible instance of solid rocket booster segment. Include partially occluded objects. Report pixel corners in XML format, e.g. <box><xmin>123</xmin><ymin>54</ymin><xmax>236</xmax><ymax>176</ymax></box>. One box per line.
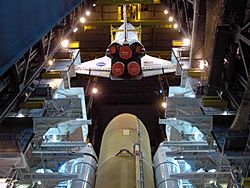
<box><xmin>95</xmin><ymin>113</ymin><xmax>155</xmax><ymax>188</ymax></box>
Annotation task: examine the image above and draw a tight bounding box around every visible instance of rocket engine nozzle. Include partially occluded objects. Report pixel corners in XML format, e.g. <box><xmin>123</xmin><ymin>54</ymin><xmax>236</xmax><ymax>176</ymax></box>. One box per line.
<box><xmin>127</xmin><ymin>61</ymin><xmax>141</xmax><ymax>77</ymax></box>
<box><xmin>111</xmin><ymin>61</ymin><xmax>125</xmax><ymax>77</ymax></box>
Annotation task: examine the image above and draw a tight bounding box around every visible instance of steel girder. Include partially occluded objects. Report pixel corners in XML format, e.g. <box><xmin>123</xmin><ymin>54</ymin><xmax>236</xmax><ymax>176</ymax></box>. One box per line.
<box><xmin>208</xmin><ymin>0</ymin><xmax>249</xmax><ymax>108</ymax></box>
<box><xmin>0</xmin><ymin>1</ymin><xmax>87</xmax><ymax>123</ymax></box>
<box><xmin>163</xmin><ymin>0</ymin><xmax>194</xmax><ymax>36</ymax></box>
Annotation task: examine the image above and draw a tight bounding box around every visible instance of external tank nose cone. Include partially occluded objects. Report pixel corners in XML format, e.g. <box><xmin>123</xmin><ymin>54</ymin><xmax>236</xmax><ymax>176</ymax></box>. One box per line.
<box><xmin>104</xmin><ymin>113</ymin><xmax>139</xmax><ymax>132</ymax></box>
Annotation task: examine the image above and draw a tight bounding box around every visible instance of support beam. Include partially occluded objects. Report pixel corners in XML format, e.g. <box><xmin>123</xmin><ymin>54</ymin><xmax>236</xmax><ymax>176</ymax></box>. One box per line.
<box><xmin>170</xmin><ymin>172</ymin><xmax>230</xmax><ymax>180</ymax></box>
<box><xmin>40</xmin><ymin>141</ymin><xmax>86</xmax><ymax>149</ymax></box>
<box><xmin>32</xmin><ymin>150</ymin><xmax>83</xmax><ymax>158</ymax></box>
<box><xmin>84</xmin><ymin>19</ymin><xmax>173</xmax><ymax>26</ymax></box>
<box><xmin>162</xmin><ymin>141</ymin><xmax>215</xmax><ymax>147</ymax></box>
<box><xmin>190</xmin><ymin>0</ymin><xmax>206</xmax><ymax>68</ymax></box>
<box><xmin>22</xmin><ymin>172</ymin><xmax>78</xmax><ymax>181</ymax></box>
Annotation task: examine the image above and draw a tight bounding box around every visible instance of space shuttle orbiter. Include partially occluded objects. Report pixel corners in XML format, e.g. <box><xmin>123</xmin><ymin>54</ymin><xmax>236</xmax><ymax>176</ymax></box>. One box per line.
<box><xmin>75</xmin><ymin>5</ymin><xmax>176</xmax><ymax>80</ymax></box>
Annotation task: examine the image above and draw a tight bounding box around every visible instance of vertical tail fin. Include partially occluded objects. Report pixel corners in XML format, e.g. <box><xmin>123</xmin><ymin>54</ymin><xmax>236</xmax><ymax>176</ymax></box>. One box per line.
<box><xmin>123</xmin><ymin>4</ymin><xmax>128</xmax><ymax>43</ymax></box>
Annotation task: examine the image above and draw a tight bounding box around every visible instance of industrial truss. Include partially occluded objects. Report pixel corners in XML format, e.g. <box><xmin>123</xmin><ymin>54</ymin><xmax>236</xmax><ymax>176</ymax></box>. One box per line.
<box><xmin>0</xmin><ymin>2</ymin><xmax>86</xmax><ymax>123</ymax></box>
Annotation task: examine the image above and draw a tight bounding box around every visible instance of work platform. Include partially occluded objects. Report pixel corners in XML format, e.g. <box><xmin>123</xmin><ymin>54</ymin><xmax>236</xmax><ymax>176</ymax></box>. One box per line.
<box><xmin>0</xmin><ymin>48</ymin><xmax>90</xmax><ymax>182</ymax></box>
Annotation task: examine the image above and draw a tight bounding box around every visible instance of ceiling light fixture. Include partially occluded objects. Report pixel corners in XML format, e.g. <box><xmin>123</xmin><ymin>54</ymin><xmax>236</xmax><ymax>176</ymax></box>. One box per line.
<box><xmin>61</xmin><ymin>39</ymin><xmax>69</xmax><ymax>48</ymax></box>
<box><xmin>73</xmin><ymin>27</ymin><xmax>78</xmax><ymax>33</ymax></box>
<box><xmin>168</xmin><ymin>16</ymin><xmax>174</xmax><ymax>22</ymax></box>
<box><xmin>173</xmin><ymin>23</ymin><xmax>178</xmax><ymax>29</ymax></box>
<box><xmin>199</xmin><ymin>60</ymin><xmax>205</xmax><ymax>70</ymax></box>
<box><xmin>85</xmin><ymin>10</ymin><xmax>91</xmax><ymax>16</ymax></box>
<box><xmin>182</xmin><ymin>38</ymin><xmax>191</xmax><ymax>46</ymax></box>
<box><xmin>92</xmin><ymin>87</ymin><xmax>98</xmax><ymax>94</ymax></box>
<box><xmin>80</xmin><ymin>16</ymin><xmax>86</xmax><ymax>23</ymax></box>
<box><xmin>48</xmin><ymin>59</ymin><xmax>54</xmax><ymax>66</ymax></box>
<box><xmin>161</xmin><ymin>102</ymin><xmax>167</xmax><ymax>109</ymax></box>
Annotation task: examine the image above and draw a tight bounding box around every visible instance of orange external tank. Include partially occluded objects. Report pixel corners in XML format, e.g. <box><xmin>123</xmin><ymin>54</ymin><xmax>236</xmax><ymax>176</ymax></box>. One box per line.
<box><xmin>95</xmin><ymin>113</ymin><xmax>155</xmax><ymax>188</ymax></box>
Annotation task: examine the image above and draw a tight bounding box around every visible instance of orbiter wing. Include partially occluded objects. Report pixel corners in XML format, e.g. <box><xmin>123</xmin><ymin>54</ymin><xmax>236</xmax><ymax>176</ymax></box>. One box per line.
<box><xmin>141</xmin><ymin>55</ymin><xmax>176</xmax><ymax>77</ymax></box>
<box><xmin>75</xmin><ymin>54</ymin><xmax>176</xmax><ymax>78</ymax></box>
<box><xmin>75</xmin><ymin>56</ymin><xmax>111</xmax><ymax>78</ymax></box>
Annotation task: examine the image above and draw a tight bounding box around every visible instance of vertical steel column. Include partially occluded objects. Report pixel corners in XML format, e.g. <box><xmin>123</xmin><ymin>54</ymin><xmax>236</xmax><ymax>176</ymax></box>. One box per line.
<box><xmin>229</xmin><ymin>74</ymin><xmax>250</xmax><ymax>131</ymax></box>
<box><xmin>190</xmin><ymin>0</ymin><xmax>206</xmax><ymax>68</ymax></box>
